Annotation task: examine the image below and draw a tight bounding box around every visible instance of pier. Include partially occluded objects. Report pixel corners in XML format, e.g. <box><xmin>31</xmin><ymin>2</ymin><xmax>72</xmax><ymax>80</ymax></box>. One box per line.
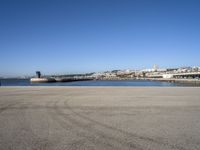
<box><xmin>30</xmin><ymin>77</ymin><xmax>94</xmax><ymax>83</ymax></box>
<box><xmin>30</xmin><ymin>71</ymin><xmax>94</xmax><ymax>83</ymax></box>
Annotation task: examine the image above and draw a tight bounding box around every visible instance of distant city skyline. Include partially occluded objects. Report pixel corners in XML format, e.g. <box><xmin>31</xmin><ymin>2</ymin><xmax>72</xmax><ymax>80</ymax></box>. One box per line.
<box><xmin>1</xmin><ymin>0</ymin><xmax>200</xmax><ymax>76</ymax></box>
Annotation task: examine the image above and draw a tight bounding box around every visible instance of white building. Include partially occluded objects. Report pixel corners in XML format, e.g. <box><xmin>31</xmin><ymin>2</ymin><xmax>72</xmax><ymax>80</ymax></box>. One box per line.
<box><xmin>162</xmin><ymin>74</ymin><xmax>174</xmax><ymax>79</ymax></box>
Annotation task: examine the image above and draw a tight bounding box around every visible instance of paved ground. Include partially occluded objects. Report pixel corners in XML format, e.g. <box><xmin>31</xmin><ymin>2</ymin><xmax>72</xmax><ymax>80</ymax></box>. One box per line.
<box><xmin>0</xmin><ymin>87</ymin><xmax>200</xmax><ymax>150</ymax></box>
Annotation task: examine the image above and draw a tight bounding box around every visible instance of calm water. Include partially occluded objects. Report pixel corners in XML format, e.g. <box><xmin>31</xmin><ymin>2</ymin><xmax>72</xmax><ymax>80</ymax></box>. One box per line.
<box><xmin>0</xmin><ymin>79</ymin><xmax>191</xmax><ymax>86</ymax></box>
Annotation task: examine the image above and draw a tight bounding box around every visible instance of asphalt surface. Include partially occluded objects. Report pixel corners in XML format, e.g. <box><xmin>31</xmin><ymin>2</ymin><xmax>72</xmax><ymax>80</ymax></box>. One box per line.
<box><xmin>0</xmin><ymin>87</ymin><xmax>200</xmax><ymax>150</ymax></box>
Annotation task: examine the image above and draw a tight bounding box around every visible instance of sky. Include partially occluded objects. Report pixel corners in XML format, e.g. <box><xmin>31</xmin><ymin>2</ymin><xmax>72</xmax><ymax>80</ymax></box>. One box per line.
<box><xmin>0</xmin><ymin>0</ymin><xmax>200</xmax><ymax>76</ymax></box>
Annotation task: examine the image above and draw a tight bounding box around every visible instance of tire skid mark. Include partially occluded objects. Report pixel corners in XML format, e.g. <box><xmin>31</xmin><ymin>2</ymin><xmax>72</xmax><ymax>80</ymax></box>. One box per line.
<box><xmin>25</xmin><ymin>100</ymin><xmax>53</xmax><ymax>150</ymax></box>
<box><xmin>12</xmin><ymin>99</ymin><xmax>52</xmax><ymax>150</ymax></box>
<box><xmin>0</xmin><ymin>101</ymin><xmax>24</xmax><ymax>114</ymax></box>
<box><xmin>50</xmin><ymin>99</ymin><xmax>117</xmax><ymax>150</ymax></box>
<box><xmin>0</xmin><ymin>100</ymin><xmax>45</xmax><ymax>150</ymax></box>
<box><xmin>53</xmin><ymin>98</ymin><xmax>145</xmax><ymax>150</ymax></box>
<box><xmin>22</xmin><ymin>102</ymin><xmax>52</xmax><ymax>150</ymax></box>
<box><xmin>64</xmin><ymin>97</ymin><xmax>187</xmax><ymax>150</ymax></box>
<box><xmin>47</xmin><ymin>99</ymin><xmax>107</xmax><ymax>149</ymax></box>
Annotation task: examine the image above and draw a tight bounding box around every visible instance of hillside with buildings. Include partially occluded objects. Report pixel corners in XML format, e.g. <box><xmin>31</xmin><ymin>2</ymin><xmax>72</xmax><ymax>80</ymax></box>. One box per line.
<box><xmin>91</xmin><ymin>65</ymin><xmax>200</xmax><ymax>80</ymax></box>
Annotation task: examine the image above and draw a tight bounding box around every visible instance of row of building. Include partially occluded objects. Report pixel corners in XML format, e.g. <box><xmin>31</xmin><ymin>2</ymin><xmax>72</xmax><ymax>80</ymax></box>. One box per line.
<box><xmin>91</xmin><ymin>65</ymin><xmax>200</xmax><ymax>79</ymax></box>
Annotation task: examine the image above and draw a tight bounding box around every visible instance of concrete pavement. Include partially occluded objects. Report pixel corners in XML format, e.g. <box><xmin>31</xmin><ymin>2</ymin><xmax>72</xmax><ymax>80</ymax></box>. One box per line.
<box><xmin>0</xmin><ymin>87</ymin><xmax>200</xmax><ymax>150</ymax></box>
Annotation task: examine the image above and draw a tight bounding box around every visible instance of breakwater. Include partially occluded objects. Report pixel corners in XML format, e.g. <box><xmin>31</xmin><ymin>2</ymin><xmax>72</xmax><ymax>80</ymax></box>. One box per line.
<box><xmin>30</xmin><ymin>77</ymin><xmax>94</xmax><ymax>83</ymax></box>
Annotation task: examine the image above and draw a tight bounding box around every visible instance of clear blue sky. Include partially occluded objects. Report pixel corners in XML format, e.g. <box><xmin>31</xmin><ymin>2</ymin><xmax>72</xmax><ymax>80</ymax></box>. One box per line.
<box><xmin>0</xmin><ymin>0</ymin><xmax>200</xmax><ymax>76</ymax></box>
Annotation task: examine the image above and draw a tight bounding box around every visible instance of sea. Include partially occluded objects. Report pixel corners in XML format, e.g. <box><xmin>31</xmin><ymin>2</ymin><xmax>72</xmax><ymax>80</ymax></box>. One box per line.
<box><xmin>0</xmin><ymin>79</ymin><xmax>197</xmax><ymax>87</ymax></box>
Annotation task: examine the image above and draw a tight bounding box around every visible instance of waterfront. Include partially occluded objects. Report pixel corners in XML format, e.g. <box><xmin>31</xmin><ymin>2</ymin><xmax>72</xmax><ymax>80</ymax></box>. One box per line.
<box><xmin>1</xmin><ymin>78</ymin><xmax>200</xmax><ymax>86</ymax></box>
<box><xmin>0</xmin><ymin>79</ymin><xmax>189</xmax><ymax>86</ymax></box>
<box><xmin>0</xmin><ymin>87</ymin><xmax>200</xmax><ymax>150</ymax></box>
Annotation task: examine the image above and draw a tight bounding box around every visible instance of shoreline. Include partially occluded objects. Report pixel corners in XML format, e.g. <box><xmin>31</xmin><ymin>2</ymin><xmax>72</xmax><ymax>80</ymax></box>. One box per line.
<box><xmin>1</xmin><ymin>78</ymin><xmax>200</xmax><ymax>87</ymax></box>
<box><xmin>143</xmin><ymin>78</ymin><xmax>200</xmax><ymax>85</ymax></box>
<box><xmin>1</xmin><ymin>86</ymin><xmax>200</xmax><ymax>89</ymax></box>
